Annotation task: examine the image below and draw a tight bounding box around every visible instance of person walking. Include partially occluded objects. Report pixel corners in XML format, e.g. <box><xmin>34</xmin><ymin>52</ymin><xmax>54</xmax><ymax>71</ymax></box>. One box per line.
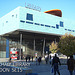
<box><xmin>35</xmin><ymin>57</ymin><xmax>38</xmax><ymax>65</ymax></box>
<box><xmin>52</xmin><ymin>54</ymin><xmax>61</xmax><ymax>75</ymax></box>
<box><xmin>49</xmin><ymin>55</ymin><xmax>52</xmax><ymax>64</ymax></box>
<box><xmin>38</xmin><ymin>57</ymin><xmax>42</xmax><ymax>65</ymax></box>
<box><xmin>28</xmin><ymin>56</ymin><xmax>30</xmax><ymax>62</ymax></box>
<box><xmin>45</xmin><ymin>55</ymin><xmax>48</xmax><ymax>64</ymax></box>
<box><xmin>32</xmin><ymin>56</ymin><xmax>33</xmax><ymax>62</ymax></box>
<box><xmin>67</xmin><ymin>55</ymin><xmax>75</xmax><ymax>75</ymax></box>
<box><xmin>26</xmin><ymin>57</ymin><xmax>28</xmax><ymax>62</ymax></box>
<box><xmin>9</xmin><ymin>57</ymin><xmax>11</xmax><ymax>62</ymax></box>
<box><xmin>73</xmin><ymin>53</ymin><xmax>75</xmax><ymax>74</ymax></box>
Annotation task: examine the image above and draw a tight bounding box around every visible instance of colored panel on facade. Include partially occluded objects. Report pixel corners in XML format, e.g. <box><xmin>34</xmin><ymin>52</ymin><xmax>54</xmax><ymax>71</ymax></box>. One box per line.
<box><xmin>6</xmin><ymin>38</ymin><xmax>9</xmax><ymax>58</ymax></box>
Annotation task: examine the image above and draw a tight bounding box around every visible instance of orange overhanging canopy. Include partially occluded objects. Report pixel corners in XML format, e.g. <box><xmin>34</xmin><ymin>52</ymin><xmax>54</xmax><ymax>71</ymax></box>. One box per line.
<box><xmin>44</xmin><ymin>9</ymin><xmax>62</xmax><ymax>17</ymax></box>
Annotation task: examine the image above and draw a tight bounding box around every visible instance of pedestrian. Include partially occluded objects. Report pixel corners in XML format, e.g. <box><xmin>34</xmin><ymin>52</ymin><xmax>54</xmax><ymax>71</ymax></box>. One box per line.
<box><xmin>49</xmin><ymin>55</ymin><xmax>52</xmax><ymax>65</ymax></box>
<box><xmin>67</xmin><ymin>55</ymin><xmax>75</xmax><ymax>75</ymax></box>
<box><xmin>23</xmin><ymin>55</ymin><xmax>25</xmax><ymax>60</ymax></box>
<box><xmin>26</xmin><ymin>57</ymin><xmax>28</xmax><ymax>62</ymax></box>
<box><xmin>52</xmin><ymin>54</ymin><xmax>61</xmax><ymax>75</ymax></box>
<box><xmin>38</xmin><ymin>57</ymin><xmax>41</xmax><ymax>65</ymax></box>
<box><xmin>32</xmin><ymin>56</ymin><xmax>33</xmax><ymax>62</ymax></box>
<box><xmin>35</xmin><ymin>57</ymin><xmax>38</xmax><ymax>65</ymax></box>
<box><xmin>50</xmin><ymin>56</ymin><xmax>53</xmax><ymax>65</ymax></box>
<box><xmin>45</xmin><ymin>55</ymin><xmax>48</xmax><ymax>64</ymax></box>
<box><xmin>73</xmin><ymin>53</ymin><xmax>75</xmax><ymax>60</ymax></box>
<box><xmin>29</xmin><ymin>56</ymin><xmax>30</xmax><ymax>62</ymax></box>
<box><xmin>73</xmin><ymin>53</ymin><xmax>75</xmax><ymax>74</ymax></box>
<box><xmin>9</xmin><ymin>57</ymin><xmax>11</xmax><ymax>62</ymax></box>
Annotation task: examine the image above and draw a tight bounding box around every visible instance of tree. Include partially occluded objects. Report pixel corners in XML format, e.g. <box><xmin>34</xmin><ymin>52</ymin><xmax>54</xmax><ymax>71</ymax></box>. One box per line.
<box><xmin>49</xmin><ymin>41</ymin><xmax>58</xmax><ymax>53</ymax></box>
<box><xmin>58</xmin><ymin>33</ymin><xmax>75</xmax><ymax>57</ymax></box>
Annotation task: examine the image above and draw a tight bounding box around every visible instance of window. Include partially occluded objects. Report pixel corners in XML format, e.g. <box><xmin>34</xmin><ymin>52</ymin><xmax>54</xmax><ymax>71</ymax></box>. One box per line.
<box><xmin>68</xmin><ymin>29</ymin><xmax>71</xmax><ymax>31</ymax></box>
<box><xmin>35</xmin><ymin>23</ymin><xmax>40</xmax><ymax>25</ymax></box>
<box><xmin>45</xmin><ymin>25</ymin><xmax>50</xmax><ymax>27</ymax></box>
<box><xmin>51</xmin><ymin>26</ymin><xmax>55</xmax><ymax>28</ymax></box>
<box><xmin>60</xmin><ymin>21</ymin><xmax>64</xmax><ymax>27</ymax></box>
<box><xmin>72</xmin><ymin>30</ymin><xmax>75</xmax><ymax>32</ymax></box>
<box><xmin>0</xmin><ymin>41</ymin><xmax>3</xmax><ymax>44</ymax></box>
<box><xmin>26</xmin><ymin>21</ymin><xmax>33</xmax><ymax>24</ymax></box>
<box><xmin>0</xmin><ymin>37</ymin><xmax>1</xmax><ymax>40</ymax></box>
<box><xmin>41</xmin><ymin>24</ymin><xmax>44</xmax><ymax>26</ymax></box>
<box><xmin>12</xmin><ymin>15</ymin><xmax>14</xmax><ymax>17</ymax></box>
<box><xmin>26</xmin><ymin>13</ymin><xmax>33</xmax><ymax>21</ymax></box>
<box><xmin>65</xmin><ymin>29</ymin><xmax>67</xmax><ymax>30</ymax></box>
<box><xmin>56</xmin><ymin>24</ymin><xmax>59</xmax><ymax>29</ymax></box>
<box><xmin>20</xmin><ymin>20</ymin><xmax>25</xmax><ymax>23</ymax></box>
<box><xmin>16</xmin><ymin>14</ymin><xmax>17</xmax><ymax>18</ymax></box>
<box><xmin>6</xmin><ymin>21</ymin><xmax>8</xmax><ymax>23</ymax></box>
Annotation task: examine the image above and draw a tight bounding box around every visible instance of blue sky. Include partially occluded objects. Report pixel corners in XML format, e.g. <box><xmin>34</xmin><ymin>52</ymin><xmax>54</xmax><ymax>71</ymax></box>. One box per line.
<box><xmin>0</xmin><ymin>0</ymin><xmax>75</xmax><ymax>21</ymax></box>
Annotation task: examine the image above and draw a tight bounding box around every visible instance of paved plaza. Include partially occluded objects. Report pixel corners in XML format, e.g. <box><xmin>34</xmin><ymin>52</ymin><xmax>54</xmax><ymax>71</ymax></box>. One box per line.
<box><xmin>24</xmin><ymin>61</ymin><xmax>74</xmax><ymax>75</ymax></box>
<box><xmin>0</xmin><ymin>59</ymin><xmax>75</xmax><ymax>75</ymax></box>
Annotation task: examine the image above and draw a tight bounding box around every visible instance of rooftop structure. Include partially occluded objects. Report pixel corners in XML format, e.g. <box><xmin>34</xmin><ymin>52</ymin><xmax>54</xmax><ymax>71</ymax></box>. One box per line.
<box><xmin>44</xmin><ymin>9</ymin><xmax>62</xmax><ymax>17</ymax></box>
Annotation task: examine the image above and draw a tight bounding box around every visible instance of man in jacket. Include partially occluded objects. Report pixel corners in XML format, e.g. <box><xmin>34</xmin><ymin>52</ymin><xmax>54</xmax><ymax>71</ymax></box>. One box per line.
<box><xmin>52</xmin><ymin>54</ymin><xmax>61</xmax><ymax>75</ymax></box>
<box><xmin>67</xmin><ymin>55</ymin><xmax>75</xmax><ymax>75</ymax></box>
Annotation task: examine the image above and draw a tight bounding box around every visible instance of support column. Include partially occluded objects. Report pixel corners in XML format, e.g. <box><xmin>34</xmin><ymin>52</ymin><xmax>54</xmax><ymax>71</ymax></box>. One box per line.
<box><xmin>6</xmin><ymin>37</ymin><xmax>9</xmax><ymax>58</ymax></box>
<box><xmin>55</xmin><ymin>38</ymin><xmax>56</xmax><ymax>43</ymax></box>
<box><xmin>34</xmin><ymin>38</ymin><xmax>36</xmax><ymax>57</ymax></box>
<box><xmin>43</xmin><ymin>38</ymin><xmax>45</xmax><ymax>57</ymax></box>
<box><xmin>20</xmin><ymin>34</ymin><xmax>22</xmax><ymax>60</ymax></box>
<box><xmin>34</xmin><ymin>38</ymin><xmax>35</xmax><ymax>51</ymax></box>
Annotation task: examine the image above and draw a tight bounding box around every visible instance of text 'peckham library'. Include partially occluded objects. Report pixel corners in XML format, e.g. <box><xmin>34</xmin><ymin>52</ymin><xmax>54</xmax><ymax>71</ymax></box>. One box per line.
<box><xmin>0</xmin><ymin>6</ymin><xmax>75</xmax><ymax>59</ymax></box>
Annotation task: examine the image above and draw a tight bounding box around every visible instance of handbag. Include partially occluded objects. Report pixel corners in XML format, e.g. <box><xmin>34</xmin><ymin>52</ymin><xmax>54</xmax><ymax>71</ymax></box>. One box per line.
<box><xmin>51</xmin><ymin>67</ymin><xmax>54</xmax><ymax>73</ymax></box>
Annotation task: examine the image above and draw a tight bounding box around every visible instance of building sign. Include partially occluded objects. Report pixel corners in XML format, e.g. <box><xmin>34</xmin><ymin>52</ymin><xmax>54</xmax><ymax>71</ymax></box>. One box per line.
<box><xmin>25</xmin><ymin>2</ymin><xmax>41</xmax><ymax>12</ymax></box>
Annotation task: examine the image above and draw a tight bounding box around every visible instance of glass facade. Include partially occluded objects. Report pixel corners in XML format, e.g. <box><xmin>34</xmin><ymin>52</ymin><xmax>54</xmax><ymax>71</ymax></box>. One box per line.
<box><xmin>0</xmin><ymin>37</ymin><xmax>6</xmax><ymax>58</ymax></box>
<box><xmin>0</xmin><ymin>36</ymin><xmax>43</xmax><ymax>58</ymax></box>
<box><xmin>0</xmin><ymin>37</ymin><xmax>20</xmax><ymax>58</ymax></box>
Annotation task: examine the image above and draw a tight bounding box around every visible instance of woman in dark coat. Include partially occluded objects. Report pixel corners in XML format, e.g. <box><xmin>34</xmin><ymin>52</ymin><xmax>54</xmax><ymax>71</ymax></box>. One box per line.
<box><xmin>67</xmin><ymin>55</ymin><xmax>75</xmax><ymax>75</ymax></box>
